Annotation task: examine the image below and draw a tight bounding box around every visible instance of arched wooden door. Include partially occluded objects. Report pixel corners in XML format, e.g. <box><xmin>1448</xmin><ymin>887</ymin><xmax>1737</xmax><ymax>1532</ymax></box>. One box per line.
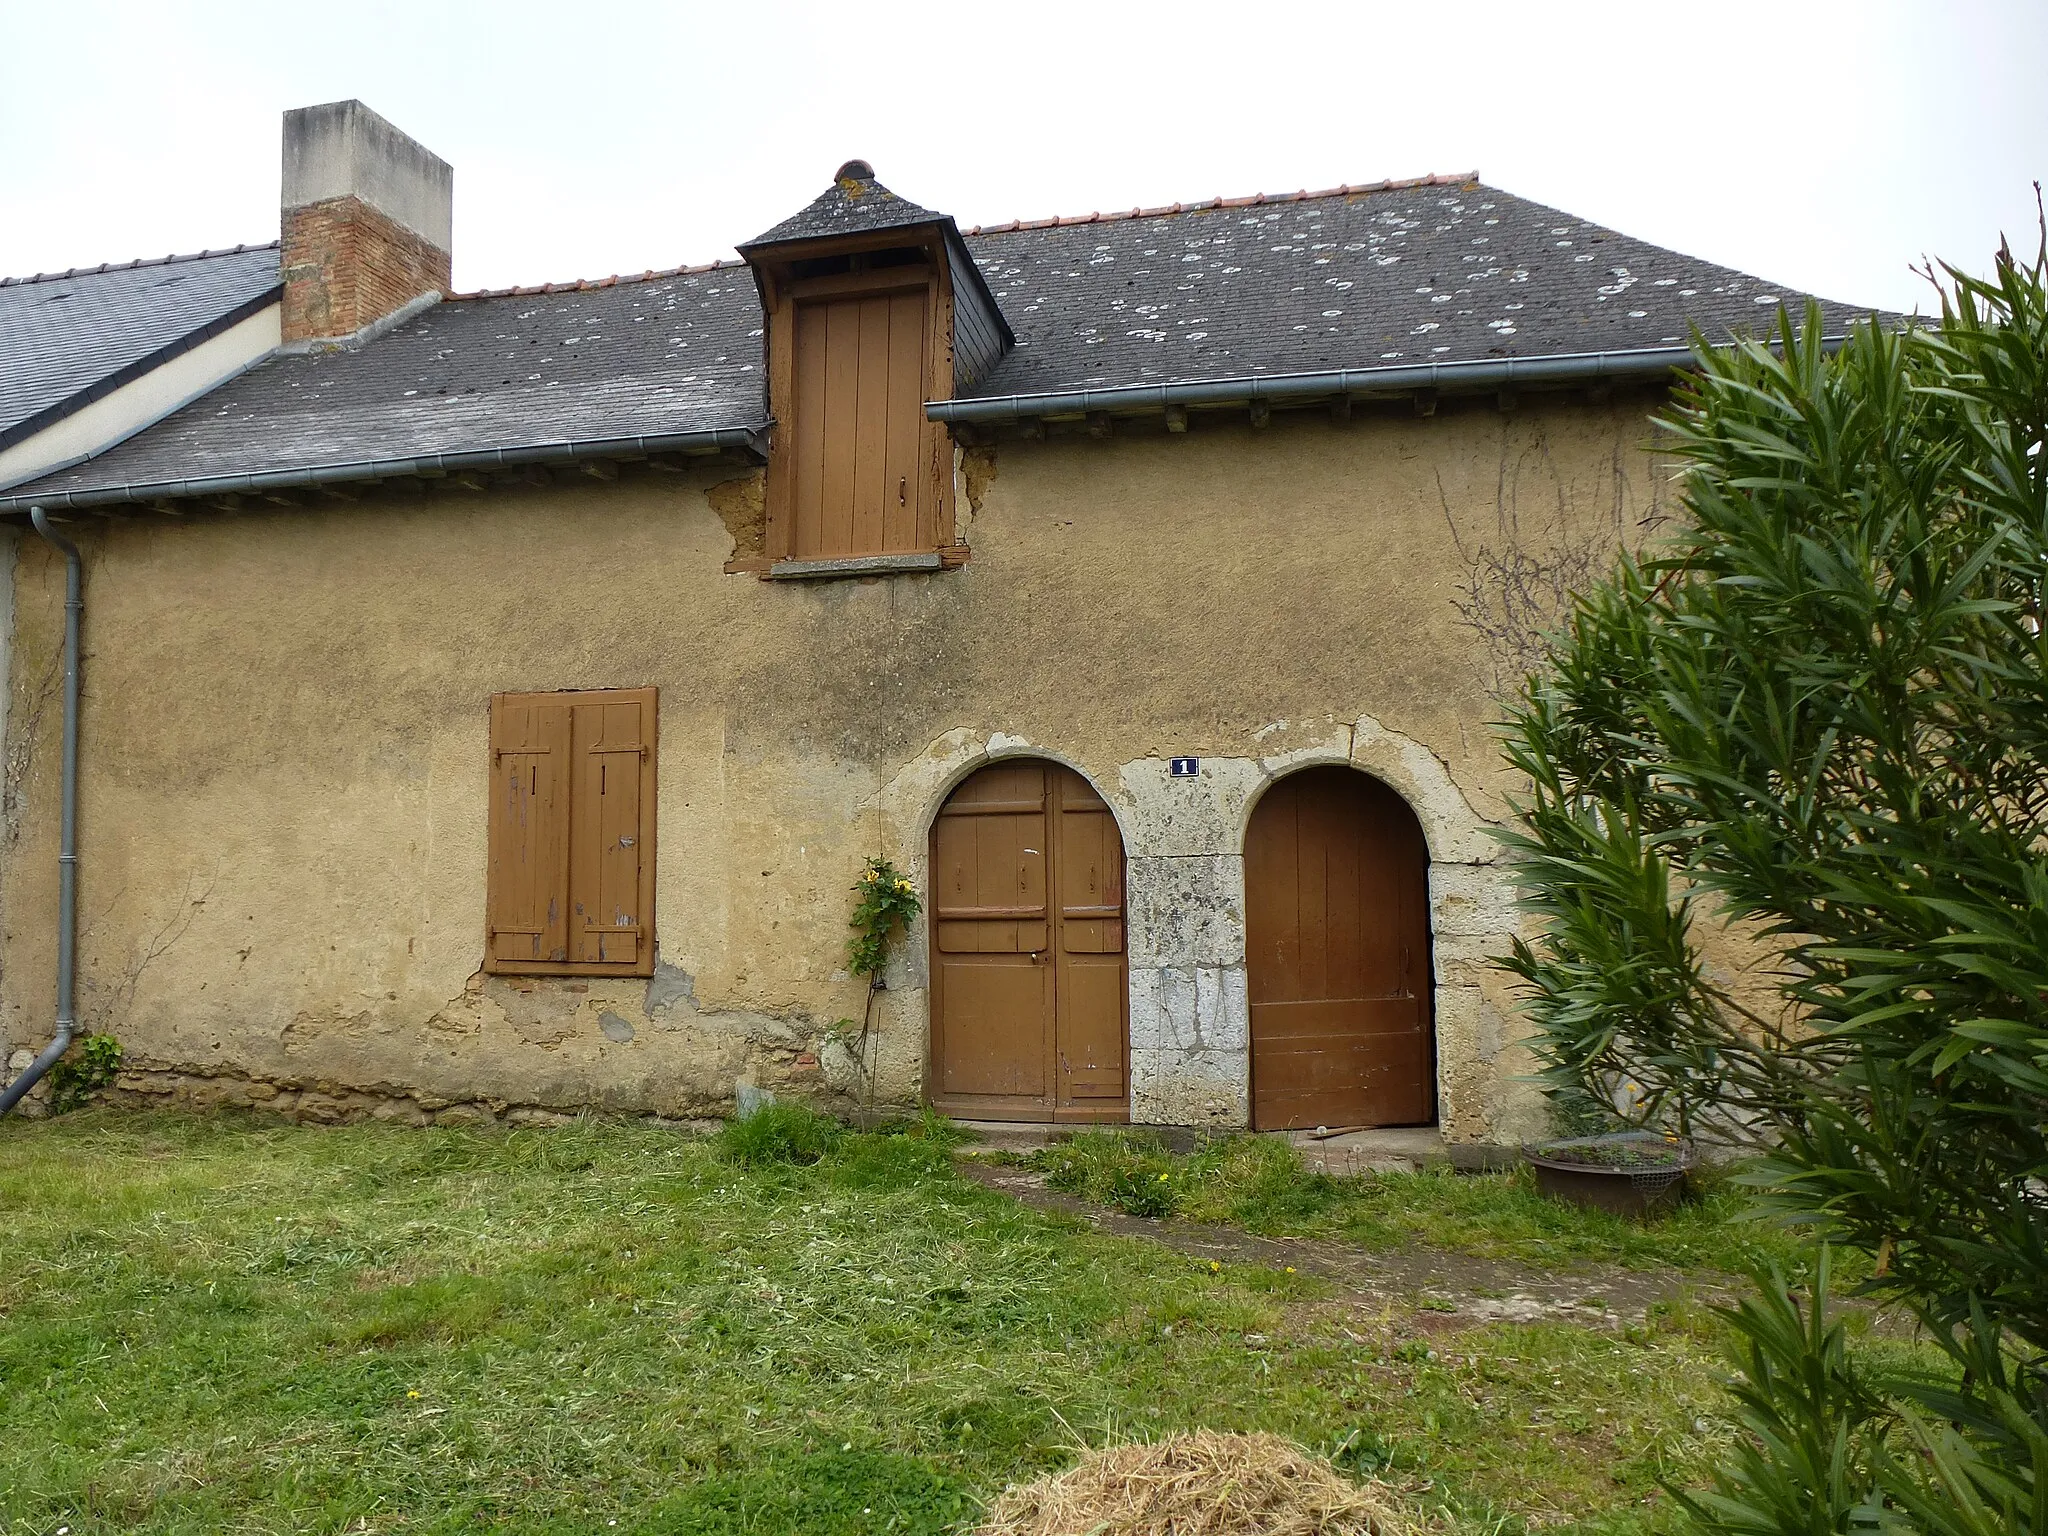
<box><xmin>1245</xmin><ymin>767</ymin><xmax>1435</xmax><ymax>1131</ymax></box>
<box><xmin>928</xmin><ymin>760</ymin><xmax>1128</xmax><ymax>1123</ymax></box>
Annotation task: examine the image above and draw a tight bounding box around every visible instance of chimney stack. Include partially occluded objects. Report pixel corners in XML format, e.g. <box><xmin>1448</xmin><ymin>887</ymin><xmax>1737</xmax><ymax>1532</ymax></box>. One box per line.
<box><xmin>281</xmin><ymin>100</ymin><xmax>452</xmax><ymax>346</ymax></box>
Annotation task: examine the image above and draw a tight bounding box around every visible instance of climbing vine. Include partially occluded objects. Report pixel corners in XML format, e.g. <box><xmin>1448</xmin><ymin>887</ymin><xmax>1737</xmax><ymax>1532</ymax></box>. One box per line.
<box><xmin>836</xmin><ymin>859</ymin><xmax>922</xmax><ymax>1126</ymax></box>
<box><xmin>846</xmin><ymin>858</ymin><xmax>921</xmax><ymax>981</ymax></box>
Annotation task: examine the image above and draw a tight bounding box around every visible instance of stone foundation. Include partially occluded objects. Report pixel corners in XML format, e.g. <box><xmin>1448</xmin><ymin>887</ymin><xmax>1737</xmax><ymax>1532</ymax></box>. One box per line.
<box><xmin>94</xmin><ymin>1065</ymin><xmax>730</xmax><ymax>1128</ymax></box>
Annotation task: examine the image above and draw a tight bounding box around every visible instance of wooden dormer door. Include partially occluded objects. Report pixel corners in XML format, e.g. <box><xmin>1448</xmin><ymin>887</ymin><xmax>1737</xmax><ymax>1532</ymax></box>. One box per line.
<box><xmin>928</xmin><ymin>760</ymin><xmax>1128</xmax><ymax>1123</ymax></box>
<box><xmin>789</xmin><ymin>287</ymin><xmax>935</xmax><ymax>557</ymax></box>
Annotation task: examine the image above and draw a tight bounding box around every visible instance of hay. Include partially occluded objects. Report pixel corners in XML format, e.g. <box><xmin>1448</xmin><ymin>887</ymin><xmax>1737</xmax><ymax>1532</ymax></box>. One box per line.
<box><xmin>977</xmin><ymin>1430</ymin><xmax>1425</xmax><ymax>1536</ymax></box>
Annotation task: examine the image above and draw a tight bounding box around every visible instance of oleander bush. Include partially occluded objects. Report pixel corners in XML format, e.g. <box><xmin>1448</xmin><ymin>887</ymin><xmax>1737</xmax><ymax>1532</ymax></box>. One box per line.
<box><xmin>1499</xmin><ymin>231</ymin><xmax>2048</xmax><ymax>1531</ymax></box>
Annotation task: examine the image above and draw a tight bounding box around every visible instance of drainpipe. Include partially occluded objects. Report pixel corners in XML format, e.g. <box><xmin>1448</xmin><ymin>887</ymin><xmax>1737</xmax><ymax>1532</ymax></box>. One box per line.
<box><xmin>0</xmin><ymin>508</ymin><xmax>81</xmax><ymax>1116</ymax></box>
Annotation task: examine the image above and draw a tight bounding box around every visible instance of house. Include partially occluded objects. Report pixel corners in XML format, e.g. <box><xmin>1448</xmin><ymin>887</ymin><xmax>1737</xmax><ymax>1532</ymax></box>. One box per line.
<box><xmin>0</xmin><ymin>101</ymin><xmax>1878</xmax><ymax>1138</ymax></box>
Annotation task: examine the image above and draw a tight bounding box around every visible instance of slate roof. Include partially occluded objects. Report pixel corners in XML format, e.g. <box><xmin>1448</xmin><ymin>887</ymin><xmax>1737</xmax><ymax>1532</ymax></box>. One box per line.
<box><xmin>741</xmin><ymin>163</ymin><xmax>948</xmax><ymax>249</ymax></box>
<box><xmin>0</xmin><ymin>245</ymin><xmax>281</xmax><ymax>451</ymax></box>
<box><xmin>1</xmin><ymin>176</ymin><xmax>1896</xmax><ymax>509</ymax></box>
<box><xmin>955</xmin><ymin>175</ymin><xmax>1885</xmax><ymax>401</ymax></box>
<box><xmin>3</xmin><ymin>266</ymin><xmax>764</xmax><ymax>499</ymax></box>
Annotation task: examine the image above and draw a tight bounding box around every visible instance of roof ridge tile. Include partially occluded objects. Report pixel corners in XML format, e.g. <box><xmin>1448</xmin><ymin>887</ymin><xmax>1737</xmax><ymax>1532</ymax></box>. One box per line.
<box><xmin>959</xmin><ymin>172</ymin><xmax>1479</xmax><ymax>236</ymax></box>
<box><xmin>446</xmin><ymin>173</ymin><xmax>1483</xmax><ymax>296</ymax></box>
<box><xmin>449</xmin><ymin>255</ymin><xmax>746</xmax><ymax>302</ymax></box>
<box><xmin>0</xmin><ymin>240</ymin><xmax>281</xmax><ymax>289</ymax></box>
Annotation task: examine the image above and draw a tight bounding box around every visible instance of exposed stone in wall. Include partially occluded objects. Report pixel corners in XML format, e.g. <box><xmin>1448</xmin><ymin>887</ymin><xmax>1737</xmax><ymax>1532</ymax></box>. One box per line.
<box><xmin>875</xmin><ymin>717</ymin><xmax>1540</xmax><ymax>1141</ymax></box>
<box><xmin>74</xmin><ymin>968</ymin><xmax>886</xmax><ymax>1127</ymax></box>
<box><xmin>707</xmin><ymin>470</ymin><xmax>766</xmax><ymax>561</ymax></box>
<box><xmin>1107</xmin><ymin>714</ymin><xmax>1535</xmax><ymax>1139</ymax></box>
<box><xmin>961</xmin><ymin>445</ymin><xmax>998</xmax><ymax>518</ymax></box>
<box><xmin>100</xmin><ymin>1065</ymin><xmax>718</xmax><ymax>1130</ymax></box>
<box><xmin>4</xmin><ymin>1048</ymin><xmax>49</xmax><ymax>1115</ymax></box>
<box><xmin>1130</xmin><ymin>964</ymin><xmax>1249</xmax><ymax>1126</ymax></box>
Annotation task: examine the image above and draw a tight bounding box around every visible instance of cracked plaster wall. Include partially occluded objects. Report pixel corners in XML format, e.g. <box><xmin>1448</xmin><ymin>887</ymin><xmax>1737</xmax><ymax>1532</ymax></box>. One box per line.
<box><xmin>0</xmin><ymin>400</ymin><xmax>1661</xmax><ymax>1136</ymax></box>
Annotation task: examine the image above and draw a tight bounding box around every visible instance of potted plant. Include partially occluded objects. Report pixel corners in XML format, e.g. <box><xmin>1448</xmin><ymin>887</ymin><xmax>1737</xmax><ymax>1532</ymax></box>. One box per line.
<box><xmin>1523</xmin><ymin>1130</ymin><xmax>1695</xmax><ymax>1217</ymax></box>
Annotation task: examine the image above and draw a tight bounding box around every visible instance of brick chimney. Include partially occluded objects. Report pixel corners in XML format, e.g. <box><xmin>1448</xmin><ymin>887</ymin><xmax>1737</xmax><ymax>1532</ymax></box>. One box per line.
<box><xmin>281</xmin><ymin>100</ymin><xmax>452</xmax><ymax>346</ymax></box>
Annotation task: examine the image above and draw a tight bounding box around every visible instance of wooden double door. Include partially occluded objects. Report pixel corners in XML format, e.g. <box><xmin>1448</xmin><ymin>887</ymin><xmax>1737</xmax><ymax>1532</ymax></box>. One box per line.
<box><xmin>928</xmin><ymin>760</ymin><xmax>1129</xmax><ymax>1122</ymax></box>
<box><xmin>1246</xmin><ymin>767</ymin><xmax>1436</xmax><ymax>1131</ymax></box>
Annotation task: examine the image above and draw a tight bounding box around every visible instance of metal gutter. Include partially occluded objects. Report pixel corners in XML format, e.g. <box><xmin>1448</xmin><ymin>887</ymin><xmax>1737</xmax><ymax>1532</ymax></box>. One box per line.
<box><xmin>0</xmin><ymin>509</ymin><xmax>81</xmax><ymax>1116</ymax></box>
<box><xmin>925</xmin><ymin>339</ymin><xmax>1852</xmax><ymax>425</ymax></box>
<box><xmin>0</xmin><ymin>425</ymin><xmax>768</xmax><ymax>514</ymax></box>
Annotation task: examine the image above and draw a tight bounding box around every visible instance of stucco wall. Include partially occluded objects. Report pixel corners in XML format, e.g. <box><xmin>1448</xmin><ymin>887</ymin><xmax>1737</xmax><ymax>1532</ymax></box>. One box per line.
<box><xmin>0</xmin><ymin>398</ymin><xmax>1667</xmax><ymax>1137</ymax></box>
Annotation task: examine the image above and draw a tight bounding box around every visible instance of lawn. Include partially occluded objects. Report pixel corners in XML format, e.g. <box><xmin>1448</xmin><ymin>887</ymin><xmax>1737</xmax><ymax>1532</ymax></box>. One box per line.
<box><xmin>0</xmin><ymin>1111</ymin><xmax>1810</xmax><ymax>1534</ymax></box>
<box><xmin>1027</xmin><ymin>1129</ymin><xmax>1856</xmax><ymax>1284</ymax></box>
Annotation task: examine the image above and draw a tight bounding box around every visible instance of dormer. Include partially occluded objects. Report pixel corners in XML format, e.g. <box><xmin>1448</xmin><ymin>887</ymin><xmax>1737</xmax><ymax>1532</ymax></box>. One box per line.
<box><xmin>738</xmin><ymin>162</ymin><xmax>1012</xmax><ymax>577</ymax></box>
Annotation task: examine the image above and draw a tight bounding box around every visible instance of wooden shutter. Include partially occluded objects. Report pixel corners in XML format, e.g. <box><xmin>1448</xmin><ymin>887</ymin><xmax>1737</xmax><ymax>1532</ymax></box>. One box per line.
<box><xmin>569</xmin><ymin>691</ymin><xmax>651</xmax><ymax>968</ymax></box>
<box><xmin>488</xmin><ymin>696</ymin><xmax>571</xmax><ymax>966</ymax></box>
<box><xmin>486</xmin><ymin>687</ymin><xmax>657</xmax><ymax>977</ymax></box>
<box><xmin>785</xmin><ymin>281</ymin><xmax>937</xmax><ymax>559</ymax></box>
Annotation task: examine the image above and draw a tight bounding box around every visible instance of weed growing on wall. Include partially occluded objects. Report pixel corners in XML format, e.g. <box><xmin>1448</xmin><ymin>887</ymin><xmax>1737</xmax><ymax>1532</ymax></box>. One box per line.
<box><xmin>46</xmin><ymin>1032</ymin><xmax>122</xmax><ymax>1113</ymax></box>
<box><xmin>839</xmin><ymin>859</ymin><xmax>923</xmax><ymax>1122</ymax></box>
<box><xmin>847</xmin><ymin>858</ymin><xmax>921</xmax><ymax>981</ymax></box>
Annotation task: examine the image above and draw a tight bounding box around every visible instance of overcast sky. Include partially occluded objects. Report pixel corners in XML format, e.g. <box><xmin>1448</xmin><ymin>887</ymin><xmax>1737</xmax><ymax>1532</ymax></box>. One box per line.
<box><xmin>2</xmin><ymin>0</ymin><xmax>2041</xmax><ymax>315</ymax></box>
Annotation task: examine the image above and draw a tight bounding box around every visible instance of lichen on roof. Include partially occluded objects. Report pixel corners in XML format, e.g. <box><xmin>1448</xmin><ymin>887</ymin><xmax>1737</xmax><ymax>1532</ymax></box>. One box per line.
<box><xmin>1</xmin><ymin>174</ymin><xmax>1903</xmax><ymax>510</ymax></box>
<box><xmin>741</xmin><ymin>162</ymin><xmax>949</xmax><ymax>250</ymax></box>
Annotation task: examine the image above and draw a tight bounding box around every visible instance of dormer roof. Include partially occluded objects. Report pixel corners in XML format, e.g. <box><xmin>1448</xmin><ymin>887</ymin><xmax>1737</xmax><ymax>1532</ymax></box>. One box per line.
<box><xmin>739</xmin><ymin>163</ymin><xmax>1016</xmax><ymax>392</ymax></box>
<box><xmin>739</xmin><ymin>161</ymin><xmax>949</xmax><ymax>251</ymax></box>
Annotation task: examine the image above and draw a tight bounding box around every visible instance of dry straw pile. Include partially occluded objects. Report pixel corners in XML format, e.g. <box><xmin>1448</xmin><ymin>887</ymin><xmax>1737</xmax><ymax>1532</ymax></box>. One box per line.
<box><xmin>977</xmin><ymin>1430</ymin><xmax>1427</xmax><ymax>1536</ymax></box>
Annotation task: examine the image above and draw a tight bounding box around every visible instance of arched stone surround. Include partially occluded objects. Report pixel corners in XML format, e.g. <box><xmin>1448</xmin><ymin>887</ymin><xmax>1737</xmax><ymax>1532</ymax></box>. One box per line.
<box><xmin>870</xmin><ymin>718</ymin><xmax>1533</xmax><ymax>1142</ymax></box>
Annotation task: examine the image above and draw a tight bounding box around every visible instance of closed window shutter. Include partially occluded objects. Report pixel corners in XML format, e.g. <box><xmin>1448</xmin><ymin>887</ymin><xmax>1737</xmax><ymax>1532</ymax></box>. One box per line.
<box><xmin>488</xmin><ymin>697</ymin><xmax>572</xmax><ymax>965</ymax></box>
<box><xmin>570</xmin><ymin>693</ymin><xmax>649</xmax><ymax>967</ymax></box>
<box><xmin>788</xmin><ymin>287</ymin><xmax>933</xmax><ymax>558</ymax></box>
<box><xmin>486</xmin><ymin>687</ymin><xmax>657</xmax><ymax>977</ymax></box>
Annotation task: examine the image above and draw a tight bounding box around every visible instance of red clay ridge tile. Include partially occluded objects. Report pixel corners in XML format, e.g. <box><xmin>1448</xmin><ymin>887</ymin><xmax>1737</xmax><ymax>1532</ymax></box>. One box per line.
<box><xmin>449</xmin><ymin>255</ymin><xmax>745</xmax><ymax>302</ymax></box>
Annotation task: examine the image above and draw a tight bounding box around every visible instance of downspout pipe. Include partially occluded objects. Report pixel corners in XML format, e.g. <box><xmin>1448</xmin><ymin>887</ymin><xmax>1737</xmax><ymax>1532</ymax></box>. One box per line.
<box><xmin>0</xmin><ymin>508</ymin><xmax>81</xmax><ymax>1116</ymax></box>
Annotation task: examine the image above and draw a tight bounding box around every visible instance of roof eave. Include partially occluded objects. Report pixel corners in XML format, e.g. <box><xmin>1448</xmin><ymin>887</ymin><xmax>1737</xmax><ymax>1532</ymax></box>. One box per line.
<box><xmin>924</xmin><ymin>338</ymin><xmax>1859</xmax><ymax>423</ymax></box>
<box><xmin>735</xmin><ymin>212</ymin><xmax>949</xmax><ymax>264</ymax></box>
<box><xmin>0</xmin><ymin>423</ymin><xmax>769</xmax><ymax>515</ymax></box>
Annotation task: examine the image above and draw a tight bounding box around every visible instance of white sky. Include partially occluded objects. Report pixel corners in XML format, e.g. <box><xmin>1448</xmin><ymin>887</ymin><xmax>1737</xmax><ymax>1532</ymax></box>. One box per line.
<box><xmin>1</xmin><ymin>0</ymin><xmax>2042</xmax><ymax>314</ymax></box>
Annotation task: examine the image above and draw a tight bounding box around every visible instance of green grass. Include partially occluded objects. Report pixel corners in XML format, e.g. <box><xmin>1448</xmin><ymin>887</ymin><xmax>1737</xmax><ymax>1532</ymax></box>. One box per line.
<box><xmin>1031</xmin><ymin>1130</ymin><xmax>1855</xmax><ymax>1283</ymax></box>
<box><xmin>711</xmin><ymin>1099</ymin><xmax>847</xmax><ymax>1166</ymax></box>
<box><xmin>0</xmin><ymin>1112</ymin><xmax>1791</xmax><ymax>1535</ymax></box>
